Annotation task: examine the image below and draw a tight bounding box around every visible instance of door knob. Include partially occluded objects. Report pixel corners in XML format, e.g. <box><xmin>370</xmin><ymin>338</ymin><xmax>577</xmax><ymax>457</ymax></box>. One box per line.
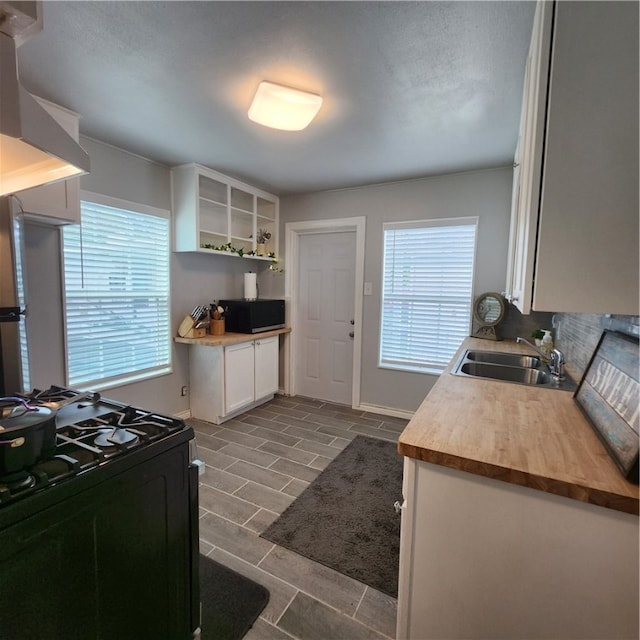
<box><xmin>393</xmin><ymin>500</ymin><xmax>405</xmax><ymax>514</ymax></box>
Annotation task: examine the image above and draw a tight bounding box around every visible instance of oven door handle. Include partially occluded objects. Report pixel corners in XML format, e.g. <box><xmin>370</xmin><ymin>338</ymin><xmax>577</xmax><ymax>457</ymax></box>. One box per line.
<box><xmin>188</xmin><ymin>462</ymin><xmax>201</xmax><ymax>636</ymax></box>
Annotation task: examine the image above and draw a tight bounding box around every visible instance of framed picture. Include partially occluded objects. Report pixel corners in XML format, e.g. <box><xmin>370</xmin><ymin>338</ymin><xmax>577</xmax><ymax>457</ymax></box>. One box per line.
<box><xmin>574</xmin><ymin>330</ymin><xmax>639</xmax><ymax>482</ymax></box>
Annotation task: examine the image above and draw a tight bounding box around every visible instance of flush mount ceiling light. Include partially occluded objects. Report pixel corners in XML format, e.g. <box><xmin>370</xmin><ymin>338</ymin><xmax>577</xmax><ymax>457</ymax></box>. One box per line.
<box><xmin>248</xmin><ymin>81</ymin><xmax>322</xmax><ymax>131</ymax></box>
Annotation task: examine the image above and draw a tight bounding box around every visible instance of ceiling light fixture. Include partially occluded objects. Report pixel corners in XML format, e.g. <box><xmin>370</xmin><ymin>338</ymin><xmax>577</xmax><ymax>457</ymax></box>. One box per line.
<box><xmin>248</xmin><ymin>81</ymin><xmax>322</xmax><ymax>131</ymax></box>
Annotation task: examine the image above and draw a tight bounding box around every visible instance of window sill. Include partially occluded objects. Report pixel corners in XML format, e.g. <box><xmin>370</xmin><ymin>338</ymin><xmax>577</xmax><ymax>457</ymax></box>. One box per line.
<box><xmin>378</xmin><ymin>363</ymin><xmax>443</xmax><ymax>376</ymax></box>
<box><xmin>73</xmin><ymin>366</ymin><xmax>173</xmax><ymax>393</ymax></box>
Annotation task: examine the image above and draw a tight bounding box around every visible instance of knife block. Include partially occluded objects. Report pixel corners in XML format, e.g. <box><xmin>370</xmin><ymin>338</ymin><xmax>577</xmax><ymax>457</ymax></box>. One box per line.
<box><xmin>184</xmin><ymin>326</ymin><xmax>206</xmax><ymax>338</ymax></box>
<box><xmin>177</xmin><ymin>315</ymin><xmax>206</xmax><ymax>338</ymax></box>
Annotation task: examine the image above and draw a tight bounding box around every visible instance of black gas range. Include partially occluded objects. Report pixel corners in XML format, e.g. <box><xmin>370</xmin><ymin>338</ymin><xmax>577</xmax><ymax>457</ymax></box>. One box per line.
<box><xmin>0</xmin><ymin>385</ymin><xmax>191</xmax><ymax>507</ymax></box>
<box><xmin>0</xmin><ymin>386</ymin><xmax>200</xmax><ymax>640</ymax></box>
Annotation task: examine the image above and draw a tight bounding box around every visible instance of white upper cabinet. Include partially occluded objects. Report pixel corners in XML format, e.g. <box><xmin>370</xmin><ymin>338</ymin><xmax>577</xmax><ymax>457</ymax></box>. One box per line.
<box><xmin>505</xmin><ymin>1</ymin><xmax>552</xmax><ymax>314</ymax></box>
<box><xmin>16</xmin><ymin>97</ymin><xmax>82</xmax><ymax>225</ymax></box>
<box><xmin>171</xmin><ymin>163</ymin><xmax>279</xmax><ymax>260</ymax></box>
<box><xmin>506</xmin><ymin>1</ymin><xmax>639</xmax><ymax>314</ymax></box>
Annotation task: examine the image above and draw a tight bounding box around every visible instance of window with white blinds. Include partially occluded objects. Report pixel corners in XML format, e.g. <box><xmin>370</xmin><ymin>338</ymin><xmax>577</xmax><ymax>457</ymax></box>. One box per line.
<box><xmin>12</xmin><ymin>211</ymin><xmax>30</xmax><ymax>392</ymax></box>
<box><xmin>379</xmin><ymin>217</ymin><xmax>478</xmax><ymax>374</ymax></box>
<box><xmin>62</xmin><ymin>193</ymin><xmax>171</xmax><ymax>390</ymax></box>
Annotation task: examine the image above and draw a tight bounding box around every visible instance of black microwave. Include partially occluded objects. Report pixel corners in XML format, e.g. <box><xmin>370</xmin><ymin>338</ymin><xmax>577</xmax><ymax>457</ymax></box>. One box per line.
<box><xmin>218</xmin><ymin>299</ymin><xmax>285</xmax><ymax>334</ymax></box>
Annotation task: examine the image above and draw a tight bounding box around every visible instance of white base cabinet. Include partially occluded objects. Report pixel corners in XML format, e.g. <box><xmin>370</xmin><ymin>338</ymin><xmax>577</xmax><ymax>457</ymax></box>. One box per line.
<box><xmin>190</xmin><ymin>336</ymin><xmax>279</xmax><ymax>424</ymax></box>
<box><xmin>224</xmin><ymin>341</ymin><xmax>256</xmax><ymax>414</ymax></box>
<box><xmin>253</xmin><ymin>336</ymin><xmax>279</xmax><ymax>400</ymax></box>
<box><xmin>396</xmin><ymin>458</ymin><xmax>639</xmax><ymax>640</ymax></box>
<box><xmin>16</xmin><ymin>97</ymin><xmax>82</xmax><ymax>225</ymax></box>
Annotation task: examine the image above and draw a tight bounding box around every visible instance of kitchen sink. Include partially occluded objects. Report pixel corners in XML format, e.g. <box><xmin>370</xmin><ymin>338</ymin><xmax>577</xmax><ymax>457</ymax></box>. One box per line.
<box><xmin>458</xmin><ymin>362</ymin><xmax>550</xmax><ymax>385</ymax></box>
<box><xmin>452</xmin><ymin>349</ymin><xmax>576</xmax><ymax>390</ymax></box>
<box><xmin>465</xmin><ymin>350</ymin><xmax>541</xmax><ymax>369</ymax></box>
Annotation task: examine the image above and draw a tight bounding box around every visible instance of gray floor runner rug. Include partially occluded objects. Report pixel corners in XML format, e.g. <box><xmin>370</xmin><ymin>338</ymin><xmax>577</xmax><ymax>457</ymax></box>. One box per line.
<box><xmin>261</xmin><ymin>434</ymin><xmax>403</xmax><ymax>598</ymax></box>
<box><xmin>199</xmin><ymin>554</ymin><xmax>269</xmax><ymax>639</ymax></box>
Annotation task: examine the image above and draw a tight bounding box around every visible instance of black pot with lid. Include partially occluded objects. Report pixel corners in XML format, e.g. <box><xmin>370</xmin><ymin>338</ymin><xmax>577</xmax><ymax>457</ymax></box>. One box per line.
<box><xmin>0</xmin><ymin>397</ymin><xmax>57</xmax><ymax>476</ymax></box>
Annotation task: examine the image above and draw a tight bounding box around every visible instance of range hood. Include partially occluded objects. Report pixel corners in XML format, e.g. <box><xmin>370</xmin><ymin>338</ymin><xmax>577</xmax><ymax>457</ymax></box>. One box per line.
<box><xmin>0</xmin><ymin>2</ymin><xmax>89</xmax><ymax>196</ymax></box>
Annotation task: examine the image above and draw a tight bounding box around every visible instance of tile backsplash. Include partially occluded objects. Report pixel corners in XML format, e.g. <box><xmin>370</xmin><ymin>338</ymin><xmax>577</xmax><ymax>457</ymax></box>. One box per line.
<box><xmin>493</xmin><ymin>305</ymin><xmax>639</xmax><ymax>382</ymax></box>
<box><xmin>499</xmin><ymin>303</ymin><xmax>554</xmax><ymax>342</ymax></box>
<box><xmin>554</xmin><ymin>313</ymin><xmax>640</xmax><ymax>380</ymax></box>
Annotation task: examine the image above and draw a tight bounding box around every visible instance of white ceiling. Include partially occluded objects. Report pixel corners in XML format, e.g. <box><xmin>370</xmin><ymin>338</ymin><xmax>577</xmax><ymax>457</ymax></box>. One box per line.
<box><xmin>15</xmin><ymin>1</ymin><xmax>535</xmax><ymax>195</ymax></box>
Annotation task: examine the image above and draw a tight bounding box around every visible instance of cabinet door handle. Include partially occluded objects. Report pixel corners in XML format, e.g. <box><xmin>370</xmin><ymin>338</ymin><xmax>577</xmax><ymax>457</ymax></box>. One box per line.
<box><xmin>349</xmin><ymin>331</ymin><xmax>354</xmax><ymax>338</ymax></box>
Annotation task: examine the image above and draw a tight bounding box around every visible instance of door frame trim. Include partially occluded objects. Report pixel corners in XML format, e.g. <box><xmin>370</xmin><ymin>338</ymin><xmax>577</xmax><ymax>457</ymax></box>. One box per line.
<box><xmin>284</xmin><ymin>217</ymin><xmax>366</xmax><ymax>408</ymax></box>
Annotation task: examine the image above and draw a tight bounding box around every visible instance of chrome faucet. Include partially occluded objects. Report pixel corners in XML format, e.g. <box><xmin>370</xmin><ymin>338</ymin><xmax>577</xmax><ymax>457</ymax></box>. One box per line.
<box><xmin>516</xmin><ymin>336</ymin><xmax>566</xmax><ymax>381</ymax></box>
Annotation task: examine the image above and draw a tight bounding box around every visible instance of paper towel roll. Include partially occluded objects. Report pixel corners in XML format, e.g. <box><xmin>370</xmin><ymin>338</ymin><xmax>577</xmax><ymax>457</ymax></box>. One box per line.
<box><xmin>244</xmin><ymin>272</ymin><xmax>257</xmax><ymax>301</ymax></box>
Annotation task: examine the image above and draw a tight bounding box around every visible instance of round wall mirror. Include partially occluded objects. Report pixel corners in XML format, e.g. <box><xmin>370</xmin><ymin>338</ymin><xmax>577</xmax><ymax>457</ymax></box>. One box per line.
<box><xmin>472</xmin><ymin>292</ymin><xmax>506</xmax><ymax>340</ymax></box>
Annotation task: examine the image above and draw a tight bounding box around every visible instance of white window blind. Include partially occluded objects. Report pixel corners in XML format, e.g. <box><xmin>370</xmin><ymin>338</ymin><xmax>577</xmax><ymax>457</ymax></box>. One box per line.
<box><xmin>62</xmin><ymin>194</ymin><xmax>171</xmax><ymax>389</ymax></box>
<box><xmin>379</xmin><ymin>218</ymin><xmax>478</xmax><ymax>374</ymax></box>
<box><xmin>12</xmin><ymin>212</ymin><xmax>30</xmax><ymax>392</ymax></box>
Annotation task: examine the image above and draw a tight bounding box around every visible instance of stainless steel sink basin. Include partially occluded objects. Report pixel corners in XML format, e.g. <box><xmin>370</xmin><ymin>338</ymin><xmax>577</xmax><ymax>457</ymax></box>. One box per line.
<box><xmin>458</xmin><ymin>362</ymin><xmax>550</xmax><ymax>385</ymax></box>
<box><xmin>452</xmin><ymin>349</ymin><xmax>576</xmax><ymax>390</ymax></box>
<box><xmin>465</xmin><ymin>350</ymin><xmax>541</xmax><ymax>369</ymax></box>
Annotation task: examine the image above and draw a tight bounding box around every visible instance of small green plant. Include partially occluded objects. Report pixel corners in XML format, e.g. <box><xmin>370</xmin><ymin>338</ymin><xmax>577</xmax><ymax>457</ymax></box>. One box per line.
<box><xmin>531</xmin><ymin>329</ymin><xmax>545</xmax><ymax>340</ymax></box>
<box><xmin>268</xmin><ymin>254</ymin><xmax>284</xmax><ymax>272</ymax></box>
<box><xmin>201</xmin><ymin>242</ymin><xmax>245</xmax><ymax>256</ymax></box>
<box><xmin>200</xmin><ymin>242</ymin><xmax>281</xmax><ymax>271</ymax></box>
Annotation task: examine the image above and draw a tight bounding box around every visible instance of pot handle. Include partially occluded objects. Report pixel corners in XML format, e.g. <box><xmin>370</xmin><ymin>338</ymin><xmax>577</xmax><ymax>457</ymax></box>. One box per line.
<box><xmin>0</xmin><ymin>397</ymin><xmax>32</xmax><ymax>409</ymax></box>
<box><xmin>0</xmin><ymin>397</ymin><xmax>36</xmax><ymax>417</ymax></box>
<box><xmin>0</xmin><ymin>436</ymin><xmax>25</xmax><ymax>448</ymax></box>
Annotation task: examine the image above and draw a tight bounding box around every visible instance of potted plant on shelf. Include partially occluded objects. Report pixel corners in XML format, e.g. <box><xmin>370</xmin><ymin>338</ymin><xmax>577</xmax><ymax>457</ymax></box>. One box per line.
<box><xmin>256</xmin><ymin>228</ymin><xmax>271</xmax><ymax>256</ymax></box>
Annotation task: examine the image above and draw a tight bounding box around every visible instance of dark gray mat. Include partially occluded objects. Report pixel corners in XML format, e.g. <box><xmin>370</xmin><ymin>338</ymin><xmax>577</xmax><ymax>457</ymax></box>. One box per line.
<box><xmin>199</xmin><ymin>554</ymin><xmax>269</xmax><ymax>639</ymax></box>
<box><xmin>261</xmin><ymin>434</ymin><xmax>403</xmax><ymax>598</ymax></box>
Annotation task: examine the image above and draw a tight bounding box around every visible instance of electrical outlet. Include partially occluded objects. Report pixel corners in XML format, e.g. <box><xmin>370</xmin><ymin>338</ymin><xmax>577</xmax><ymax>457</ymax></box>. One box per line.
<box><xmin>364</xmin><ymin>282</ymin><xmax>373</xmax><ymax>296</ymax></box>
<box><xmin>181</xmin><ymin>385</ymin><xmax>188</xmax><ymax>397</ymax></box>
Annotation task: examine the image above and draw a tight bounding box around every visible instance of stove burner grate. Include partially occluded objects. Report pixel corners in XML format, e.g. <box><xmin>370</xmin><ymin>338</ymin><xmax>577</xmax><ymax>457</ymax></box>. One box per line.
<box><xmin>24</xmin><ymin>385</ymin><xmax>102</xmax><ymax>407</ymax></box>
<box><xmin>0</xmin><ymin>470</ymin><xmax>36</xmax><ymax>493</ymax></box>
<box><xmin>94</xmin><ymin>427</ymin><xmax>139</xmax><ymax>448</ymax></box>
<box><xmin>0</xmin><ymin>457</ymin><xmax>78</xmax><ymax>504</ymax></box>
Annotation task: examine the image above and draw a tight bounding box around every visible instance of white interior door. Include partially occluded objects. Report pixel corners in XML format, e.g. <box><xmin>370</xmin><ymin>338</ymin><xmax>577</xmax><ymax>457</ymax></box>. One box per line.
<box><xmin>295</xmin><ymin>231</ymin><xmax>356</xmax><ymax>405</ymax></box>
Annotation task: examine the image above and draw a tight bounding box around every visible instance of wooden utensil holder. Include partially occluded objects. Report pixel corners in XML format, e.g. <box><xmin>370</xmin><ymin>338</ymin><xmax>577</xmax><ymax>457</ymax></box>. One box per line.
<box><xmin>210</xmin><ymin>318</ymin><xmax>225</xmax><ymax>336</ymax></box>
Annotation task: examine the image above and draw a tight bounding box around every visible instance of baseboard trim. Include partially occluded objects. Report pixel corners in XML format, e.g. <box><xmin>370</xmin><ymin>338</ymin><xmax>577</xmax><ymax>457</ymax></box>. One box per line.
<box><xmin>174</xmin><ymin>409</ymin><xmax>191</xmax><ymax>420</ymax></box>
<box><xmin>355</xmin><ymin>402</ymin><xmax>414</xmax><ymax>421</ymax></box>
<box><xmin>281</xmin><ymin>394</ymin><xmax>414</xmax><ymax>420</ymax></box>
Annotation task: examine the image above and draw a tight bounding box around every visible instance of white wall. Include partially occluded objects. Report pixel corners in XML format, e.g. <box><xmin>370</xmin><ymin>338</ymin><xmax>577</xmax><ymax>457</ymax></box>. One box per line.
<box><xmin>23</xmin><ymin>136</ymin><xmax>272</xmax><ymax>415</ymax></box>
<box><xmin>277</xmin><ymin>168</ymin><xmax>513</xmax><ymax>412</ymax></box>
<box><xmin>22</xmin><ymin>135</ymin><xmax>511</xmax><ymax>416</ymax></box>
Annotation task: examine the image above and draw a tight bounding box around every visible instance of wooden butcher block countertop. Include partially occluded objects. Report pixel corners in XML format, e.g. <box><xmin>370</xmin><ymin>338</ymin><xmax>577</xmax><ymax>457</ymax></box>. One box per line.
<box><xmin>175</xmin><ymin>327</ymin><xmax>290</xmax><ymax>347</ymax></box>
<box><xmin>398</xmin><ymin>338</ymin><xmax>639</xmax><ymax>515</ymax></box>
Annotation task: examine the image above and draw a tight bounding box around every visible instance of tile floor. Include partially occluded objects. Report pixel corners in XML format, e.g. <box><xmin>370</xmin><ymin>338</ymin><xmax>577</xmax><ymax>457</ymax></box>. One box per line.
<box><xmin>189</xmin><ymin>395</ymin><xmax>408</xmax><ymax>640</ymax></box>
